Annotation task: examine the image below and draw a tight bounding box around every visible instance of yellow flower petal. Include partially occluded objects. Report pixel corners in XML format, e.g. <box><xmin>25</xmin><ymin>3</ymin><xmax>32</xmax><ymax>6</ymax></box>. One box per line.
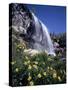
<box><xmin>27</xmin><ymin>60</ymin><xmax>30</xmax><ymax>64</ymax></box>
<box><xmin>50</xmin><ymin>67</ymin><xmax>53</xmax><ymax>70</ymax></box>
<box><xmin>28</xmin><ymin>65</ymin><xmax>32</xmax><ymax>70</ymax></box>
<box><xmin>43</xmin><ymin>72</ymin><xmax>46</xmax><ymax>76</ymax></box>
<box><xmin>34</xmin><ymin>61</ymin><xmax>38</xmax><ymax>64</ymax></box>
<box><xmin>15</xmin><ymin>68</ymin><xmax>19</xmax><ymax>72</ymax></box>
<box><xmin>11</xmin><ymin>61</ymin><xmax>16</xmax><ymax>65</ymax></box>
<box><xmin>29</xmin><ymin>81</ymin><xmax>34</xmax><ymax>86</ymax></box>
<box><xmin>47</xmin><ymin>66</ymin><xmax>50</xmax><ymax>70</ymax></box>
<box><xmin>28</xmin><ymin>76</ymin><xmax>32</xmax><ymax>81</ymax></box>
<box><xmin>58</xmin><ymin>76</ymin><xmax>61</xmax><ymax>81</ymax></box>
<box><xmin>25</xmin><ymin>56</ymin><xmax>29</xmax><ymax>60</ymax></box>
<box><xmin>24</xmin><ymin>61</ymin><xmax>28</xmax><ymax>65</ymax></box>
<box><xmin>53</xmin><ymin>72</ymin><xmax>57</xmax><ymax>78</ymax></box>
<box><xmin>43</xmin><ymin>62</ymin><xmax>45</xmax><ymax>65</ymax></box>
<box><xmin>33</xmin><ymin>64</ymin><xmax>38</xmax><ymax>69</ymax></box>
<box><xmin>38</xmin><ymin>73</ymin><xmax>42</xmax><ymax>78</ymax></box>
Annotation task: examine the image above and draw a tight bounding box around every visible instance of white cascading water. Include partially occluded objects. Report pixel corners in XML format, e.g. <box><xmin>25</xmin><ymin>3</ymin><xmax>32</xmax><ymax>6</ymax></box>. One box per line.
<box><xmin>32</xmin><ymin>13</ymin><xmax>55</xmax><ymax>56</ymax></box>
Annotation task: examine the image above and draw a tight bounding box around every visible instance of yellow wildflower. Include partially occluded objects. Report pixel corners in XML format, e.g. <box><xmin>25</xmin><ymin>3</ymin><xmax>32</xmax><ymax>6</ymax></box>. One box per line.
<box><xmin>11</xmin><ymin>62</ymin><xmax>15</xmax><ymax>65</ymax></box>
<box><xmin>17</xmin><ymin>44</ymin><xmax>25</xmax><ymax>49</ymax></box>
<box><xmin>34</xmin><ymin>61</ymin><xmax>38</xmax><ymax>64</ymax></box>
<box><xmin>43</xmin><ymin>62</ymin><xmax>45</xmax><ymax>65</ymax></box>
<box><xmin>25</xmin><ymin>56</ymin><xmax>29</xmax><ymax>60</ymax></box>
<box><xmin>53</xmin><ymin>72</ymin><xmax>57</xmax><ymax>78</ymax></box>
<box><xmin>58</xmin><ymin>76</ymin><xmax>61</xmax><ymax>81</ymax></box>
<box><xmin>47</xmin><ymin>66</ymin><xmax>50</xmax><ymax>70</ymax></box>
<box><xmin>43</xmin><ymin>72</ymin><xmax>46</xmax><ymax>76</ymax></box>
<box><xmin>28</xmin><ymin>76</ymin><xmax>32</xmax><ymax>81</ymax></box>
<box><xmin>15</xmin><ymin>68</ymin><xmax>19</xmax><ymax>72</ymax></box>
<box><xmin>24</xmin><ymin>61</ymin><xmax>28</xmax><ymax>65</ymax></box>
<box><xmin>38</xmin><ymin>73</ymin><xmax>42</xmax><ymax>78</ymax></box>
<box><xmin>29</xmin><ymin>81</ymin><xmax>34</xmax><ymax>86</ymax></box>
<box><xmin>50</xmin><ymin>67</ymin><xmax>53</xmax><ymax>70</ymax></box>
<box><xmin>48</xmin><ymin>58</ymin><xmax>51</xmax><ymax>61</ymax></box>
<box><xmin>11</xmin><ymin>61</ymin><xmax>16</xmax><ymax>65</ymax></box>
<box><xmin>27</xmin><ymin>60</ymin><xmax>30</xmax><ymax>64</ymax></box>
<box><xmin>28</xmin><ymin>65</ymin><xmax>32</xmax><ymax>70</ymax></box>
<box><xmin>33</xmin><ymin>64</ymin><xmax>38</xmax><ymax>69</ymax></box>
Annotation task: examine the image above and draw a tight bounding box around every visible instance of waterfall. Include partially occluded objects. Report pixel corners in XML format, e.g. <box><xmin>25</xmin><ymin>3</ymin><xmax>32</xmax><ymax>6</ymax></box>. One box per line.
<box><xmin>32</xmin><ymin>13</ymin><xmax>55</xmax><ymax>56</ymax></box>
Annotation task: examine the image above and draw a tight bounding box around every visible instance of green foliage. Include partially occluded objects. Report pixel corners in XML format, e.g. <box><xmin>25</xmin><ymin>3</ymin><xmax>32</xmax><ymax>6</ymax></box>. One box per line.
<box><xmin>11</xmin><ymin>43</ymin><xmax>66</xmax><ymax>86</ymax></box>
<box><xmin>10</xmin><ymin>30</ymin><xmax>66</xmax><ymax>86</ymax></box>
<box><xmin>58</xmin><ymin>33</ymin><xmax>66</xmax><ymax>48</ymax></box>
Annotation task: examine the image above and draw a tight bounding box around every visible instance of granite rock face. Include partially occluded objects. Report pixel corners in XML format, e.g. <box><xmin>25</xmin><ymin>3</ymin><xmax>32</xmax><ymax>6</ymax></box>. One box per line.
<box><xmin>9</xmin><ymin>3</ymin><xmax>55</xmax><ymax>56</ymax></box>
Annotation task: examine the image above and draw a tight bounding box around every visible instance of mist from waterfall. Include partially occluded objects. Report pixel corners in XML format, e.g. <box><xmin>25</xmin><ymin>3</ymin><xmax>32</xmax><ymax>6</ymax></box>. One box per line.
<box><xmin>32</xmin><ymin>13</ymin><xmax>55</xmax><ymax>56</ymax></box>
